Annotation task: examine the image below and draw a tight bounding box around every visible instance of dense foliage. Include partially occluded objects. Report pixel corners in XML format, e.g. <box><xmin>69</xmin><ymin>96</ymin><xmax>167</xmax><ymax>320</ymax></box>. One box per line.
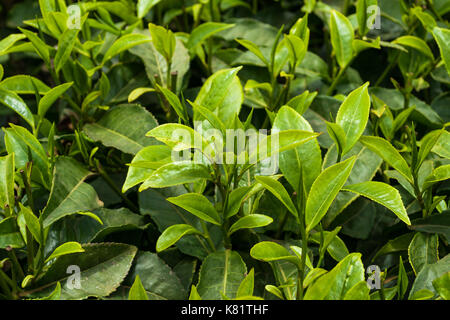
<box><xmin>0</xmin><ymin>0</ymin><xmax>449</xmax><ymax>300</ymax></box>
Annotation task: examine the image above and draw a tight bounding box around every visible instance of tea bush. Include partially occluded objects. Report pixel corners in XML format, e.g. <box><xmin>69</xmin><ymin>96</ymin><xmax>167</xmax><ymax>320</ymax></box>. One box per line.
<box><xmin>0</xmin><ymin>0</ymin><xmax>449</xmax><ymax>300</ymax></box>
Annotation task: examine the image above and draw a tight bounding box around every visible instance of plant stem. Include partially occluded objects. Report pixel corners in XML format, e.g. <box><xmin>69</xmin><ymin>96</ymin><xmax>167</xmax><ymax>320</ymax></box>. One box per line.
<box><xmin>7</xmin><ymin>248</ymin><xmax>24</xmax><ymax>281</ymax></box>
<box><xmin>201</xmin><ymin>220</ymin><xmax>216</xmax><ymax>251</ymax></box>
<box><xmin>375</xmin><ymin>51</ymin><xmax>400</xmax><ymax>87</ymax></box>
<box><xmin>327</xmin><ymin>63</ymin><xmax>349</xmax><ymax>95</ymax></box>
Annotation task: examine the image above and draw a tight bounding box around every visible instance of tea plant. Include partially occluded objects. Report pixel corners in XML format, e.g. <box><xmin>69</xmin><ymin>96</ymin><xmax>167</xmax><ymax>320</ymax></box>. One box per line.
<box><xmin>0</xmin><ymin>0</ymin><xmax>449</xmax><ymax>300</ymax></box>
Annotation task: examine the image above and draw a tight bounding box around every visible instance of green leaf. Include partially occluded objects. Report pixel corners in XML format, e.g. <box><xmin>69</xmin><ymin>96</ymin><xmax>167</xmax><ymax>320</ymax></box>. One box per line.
<box><xmin>18</xmin><ymin>27</ymin><xmax>50</xmax><ymax>65</ymax></box>
<box><xmin>416</xmin><ymin>130</ymin><xmax>443</xmax><ymax>173</ymax></box>
<box><xmin>148</xmin><ymin>23</ymin><xmax>176</xmax><ymax>62</ymax></box>
<box><xmin>137</xmin><ymin>0</ymin><xmax>162</xmax><ymax>18</ymax></box>
<box><xmin>146</xmin><ymin>123</ymin><xmax>208</xmax><ymax>151</ymax></box>
<box><xmin>0</xmin><ymin>88</ymin><xmax>35</xmax><ymax>128</ymax></box>
<box><xmin>409</xmin><ymin>254</ymin><xmax>450</xmax><ymax>298</ymax></box>
<box><xmin>356</xmin><ymin>0</ymin><xmax>378</xmax><ymax>37</ymax></box>
<box><xmin>0</xmin><ymin>153</ymin><xmax>15</xmax><ymax>216</ymax></box>
<box><xmin>193</xmin><ymin>67</ymin><xmax>243</xmax><ymax>128</ymax></box>
<box><xmin>335</xmin><ymin>82</ymin><xmax>371</xmax><ymax>155</ymax></box>
<box><xmin>304</xmin><ymin>253</ymin><xmax>364</xmax><ymax>300</ymax></box>
<box><xmin>273</xmin><ymin>106</ymin><xmax>322</xmax><ymax>193</ymax></box>
<box><xmin>433</xmin><ymin>271</ymin><xmax>450</xmax><ymax>300</ymax></box>
<box><xmin>189</xmin><ymin>285</ymin><xmax>202</xmax><ymax>300</ymax></box>
<box><xmin>0</xmin><ymin>64</ymin><xmax>3</xmax><ymax>81</ymax></box>
<box><xmin>0</xmin><ymin>34</ymin><xmax>26</xmax><ymax>54</ymax></box>
<box><xmin>265</xmin><ymin>285</ymin><xmax>284</xmax><ymax>299</ymax></box>
<box><xmin>124</xmin><ymin>251</ymin><xmax>187</xmax><ymax>300</ymax></box>
<box><xmin>255</xmin><ymin>176</ymin><xmax>298</xmax><ymax>219</ymax></box>
<box><xmin>128</xmin><ymin>87</ymin><xmax>155</xmax><ymax>102</ymax></box>
<box><xmin>409</xmin><ymin>289</ymin><xmax>435</xmax><ymax>300</ymax></box>
<box><xmin>102</xmin><ymin>33</ymin><xmax>151</xmax><ymax>63</ymax></box>
<box><xmin>423</xmin><ymin>164</ymin><xmax>450</xmax><ymax>190</ymax></box>
<box><xmin>0</xmin><ymin>75</ymin><xmax>50</xmax><ymax>94</ymax></box>
<box><xmin>41</xmin><ymin>157</ymin><xmax>102</xmax><ymax>228</ymax></box>
<box><xmin>225</xmin><ymin>186</ymin><xmax>253</xmax><ymax>219</ymax></box>
<box><xmin>310</xmin><ymin>230</ymin><xmax>349</xmax><ymax>262</ymax></box>
<box><xmin>45</xmin><ymin>241</ymin><xmax>85</xmax><ymax>264</ymax></box>
<box><xmin>372</xmin><ymin>232</ymin><xmax>415</xmax><ymax>261</ymax></box>
<box><xmin>188</xmin><ymin>22</ymin><xmax>234</xmax><ymax>49</ymax></box>
<box><xmin>305</xmin><ymin>156</ymin><xmax>356</xmax><ymax>232</ymax></box>
<box><xmin>228</xmin><ymin>214</ymin><xmax>273</xmax><ymax>235</ymax></box>
<box><xmin>329</xmin><ymin>10</ymin><xmax>354</xmax><ymax>68</ymax></box>
<box><xmin>342</xmin><ymin>181</ymin><xmax>410</xmax><ymax>225</ymax></box>
<box><xmin>410</xmin><ymin>213</ymin><xmax>450</xmax><ymax>243</ymax></box>
<box><xmin>4</xmin><ymin>124</ymin><xmax>49</xmax><ymax>185</ymax></box>
<box><xmin>432</xmin><ymin>27</ymin><xmax>450</xmax><ymax>76</ymax></box>
<box><xmin>235</xmin><ymin>39</ymin><xmax>268</xmax><ymax>65</ymax></box>
<box><xmin>236</xmin><ymin>268</ymin><xmax>255</xmax><ymax>298</ymax></box>
<box><xmin>155</xmin><ymin>84</ymin><xmax>188</xmax><ymax>122</ymax></box>
<box><xmin>359</xmin><ymin>136</ymin><xmax>413</xmax><ymax>183</ymax></box>
<box><xmin>343</xmin><ymin>281</ymin><xmax>370</xmax><ymax>300</ymax></box>
<box><xmin>38</xmin><ymin>82</ymin><xmax>73</xmax><ymax>117</ymax></box>
<box><xmin>397</xmin><ymin>256</ymin><xmax>408</xmax><ymax>300</ymax></box>
<box><xmin>167</xmin><ymin>193</ymin><xmax>221</xmax><ymax>225</ymax></box>
<box><xmin>408</xmin><ymin>232</ymin><xmax>439</xmax><ymax>275</ymax></box>
<box><xmin>326</xmin><ymin>121</ymin><xmax>347</xmax><ymax>156</ymax></box>
<box><xmin>156</xmin><ymin>224</ymin><xmax>202</xmax><ymax>252</ymax></box>
<box><xmin>54</xmin><ymin>29</ymin><xmax>79</xmax><ymax>73</ymax></box>
<box><xmin>128</xmin><ymin>275</ymin><xmax>148</xmax><ymax>300</ymax></box>
<box><xmin>197</xmin><ymin>250</ymin><xmax>247</xmax><ymax>300</ymax></box>
<box><xmin>250</xmin><ymin>130</ymin><xmax>319</xmax><ymax>164</ymax></box>
<box><xmin>83</xmin><ymin>104</ymin><xmax>158</xmax><ymax>155</ymax></box>
<box><xmin>250</xmin><ymin>241</ymin><xmax>300</xmax><ymax>266</ymax></box>
<box><xmin>432</xmin><ymin>131</ymin><xmax>449</xmax><ymax>159</ymax></box>
<box><xmin>123</xmin><ymin>145</ymin><xmax>172</xmax><ymax>192</ymax></box>
<box><xmin>32</xmin><ymin>243</ymin><xmax>137</xmax><ymax>300</ymax></box>
<box><xmin>0</xmin><ymin>217</ymin><xmax>25</xmax><ymax>249</ymax></box>
<box><xmin>140</xmin><ymin>161</ymin><xmax>211</xmax><ymax>190</ymax></box>
<box><xmin>393</xmin><ymin>36</ymin><xmax>434</xmax><ymax>60</ymax></box>
<box><xmin>19</xmin><ymin>203</ymin><xmax>41</xmax><ymax>244</ymax></box>
<box><xmin>190</xmin><ymin>102</ymin><xmax>226</xmax><ymax>135</ymax></box>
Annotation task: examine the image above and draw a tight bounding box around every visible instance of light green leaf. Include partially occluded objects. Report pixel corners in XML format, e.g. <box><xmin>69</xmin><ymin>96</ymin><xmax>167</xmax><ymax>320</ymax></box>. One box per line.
<box><xmin>0</xmin><ymin>153</ymin><xmax>15</xmax><ymax>216</ymax></box>
<box><xmin>140</xmin><ymin>161</ymin><xmax>211</xmax><ymax>190</ymax></box>
<box><xmin>432</xmin><ymin>27</ymin><xmax>450</xmax><ymax>76</ymax></box>
<box><xmin>156</xmin><ymin>84</ymin><xmax>188</xmax><ymax>122</ymax></box>
<box><xmin>228</xmin><ymin>214</ymin><xmax>273</xmax><ymax>235</ymax></box>
<box><xmin>359</xmin><ymin>136</ymin><xmax>413</xmax><ymax>182</ymax></box>
<box><xmin>54</xmin><ymin>29</ymin><xmax>79</xmax><ymax>73</ymax></box>
<box><xmin>433</xmin><ymin>271</ymin><xmax>450</xmax><ymax>300</ymax></box>
<box><xmin>335</xmin><ymin>82</ymin><xmax>371</xmax><ymax>155</ymax></box>
<box><xmin>273</xmin><ymin>106</ymin><xmax>321</xmax><ymax>193</ymax></box>
<box><xmin>343</xmin><ymin>181</ymin><xmax>410</xmax><ymax>225</ymax></box>
<box><xmin>193</xmin><ymin>67</ymin><xmax>243</xmax><ymax>128</ymax></box>
<box><xmin>305</xmin><ymin>156</ymin><xmax>356</xmax><ymax>232</ymax></box>
<box><xmin>146</xmin><ymin>123</ymin><xmax>208</xmax><ymax>151</ymax></box>
<box><xmin>18</xmin><ymin>27</ymin><xmax>50</xmax><ymax>65</ymax></box>
<box><xmin>255</xmin><ymin>176</ymin><xmax>298</xmax><ymax>219</ymax></box>
<box><xmin>167</xmin><ymin>193</ymin><xmax>221</xmax><ymax>225</ymax></box>
<box><xmin>45</xmin><ymin>241</ymin><xmax>85</xmax><ymax>263</ymax></box>
<box><xmin>123</xmin><ymin>145</ymin><xmax>172</xmax><ymax>192</ymax></box>
<box><xmin>128</xmin><ymin>87</ymin><xmax>155</xmax><ymax>103</ymax></box>
<box><xmin>188</xmin><ymin>22</ymin><xmax>234</xmax><ymax>49</ymax></box>
<box><xmin>102</xmin><ymin>33</ymin><xmax>151</xmax><ymax>63</ymax></box>
<box><xmin>128</xmin><ymin>275</ymin><xmax>149</xmax><ymax>300</ymax></box>
<box><xmin>236</xmin><ymin>268</ymin><xmax>255</xmax><ymax>298</ymax></box>
<box><xmin>197</xmin><ymin>250</ymin><xmax>247</xmax><ymax>300</ymax></box>
<box><xmin>0</xmin><ymin>75</ymin><xmax>50</xmax><ymax>94</ymax></box>
<box><xmin>137</xmin><ymin>0</ymin><xmax>161</xmax><ymax>18</ymax></box>
<box><xmin>329</xmin><ymin>10</ymin><xmax>354</xmax><ymax>68</ymax></box>
<box><xmin>0</xmin><ymin>88</ymin><xmax>35</xmax><ymax>128</ymax></box>
<box><xmin>19</xmin><ymin>203</ymin><xmax>41</xmax><ymax>244</ymax></box>
<box><xmin>250</xmin><ymin>241</ymin><xmax>300</xmax><ymax>266</ymax></box>
<box><xmin>235</xmin><ymin>39</ymin><xmax>268</xmax><ymax>65</ymax></box>
<box><xmin>393</xmin><ymin>36</ymin><xmax>434</xmax><ymax>60</ymax></box>
<box><xmin>156</xmin><ymin>224</ymin><xmax>202</xmax><ymax>252</ymax></box>
<box><xmin>38</xmin><ymin>82</ymin><xmax>73</xmax><ymax>117</ymax></box>
<box><xmin>149</xmin><ymin>23</ymin><xmax>176</xmax><ymax>62</ymax></box>
<box><xmin>304</xmin><ymin>253</ymin><xmax>364</xmax><ymax>300</ymax></box>
<box><xmin>356</xmin><ymin>0</ymin><xmax>378</xmax><ymax>37</ymax></box>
